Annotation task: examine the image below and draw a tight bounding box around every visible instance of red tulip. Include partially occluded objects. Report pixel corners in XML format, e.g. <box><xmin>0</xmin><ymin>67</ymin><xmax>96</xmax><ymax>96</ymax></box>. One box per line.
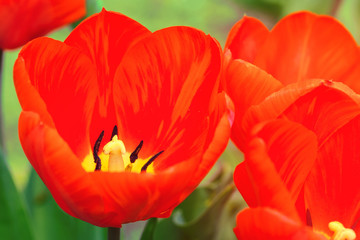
<box><xmin>14</xmin><ymin>9</ymin><xmax>230</xmax><ymax>227</ymax></box>
<box><xmin>0</xmin><ymin>0</ymin><xmax>85</xmax><ymax>49</ymax></box>
<box><xmin>223</xmin><ymin>11</ymin><xmax>360</xmax><ymax>150</ymax></box>
<box><xmin>233</xmin><ymin>81</ymin><xmax>360</xmax><ymax>239</ymax></box>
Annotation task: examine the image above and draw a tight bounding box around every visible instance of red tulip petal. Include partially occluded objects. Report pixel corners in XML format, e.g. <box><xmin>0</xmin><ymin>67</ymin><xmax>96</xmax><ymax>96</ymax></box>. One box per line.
<box><xmin>225</xmin><ymin>59</ymin><xmax>283</xmax><ymax>151</ymax></box>
<box><xmin>13</xmin><ymin>57</ymin><xmax>55</xmax><ymax>128</ymax></box>
<box><xmin>254</xmin><ymin>11</ymin><xmax>360</xmax><ymax>86</ymax></box>
<box><xmin>234</xmin><ymin>208</ymin><xmax>326</xmax><ymax>240</ymax></box>
<box><xmin>113</xmin><ymin>26</ymin><xmax>223</xmax><ymax>168</ymax></box>
<box><xmin>18</xmin><ymin>111</ymin><xmax>105</xmax><ymax>225</ymax></box>
<box><xmin>189</xmin><ymin>113</ymin><xmax>230</xmax><ymax>190</ymax></box>
<box><xmin>234</xmin><ymin>136</ymin><xmax>300</xmax><ymax>221</ymax></box>
<box><xmin>0</xmin><ymin>0</ymin><xmax>85</xmax><ymax>49</ymax></box>
<box><xmin>15</xmin><ymin>37</ymin><xmax>97</xmax><ymax>158</ymax></box>
<box><xmin>255</xmin><ymin>119</ymin><xmax>318</xmax><ymax>203</ymax></box>
<box><xmin>242</xmin><ymin>79</ymin><xmax>323</xmax><ymax>144</ymax></box>
<box><xmin>282</xmin><ymin>81</ymin><xmax>360</xmax><ymax>147</ymax></box>
<box><xmin>65</xmin><ymin>9</ymin><xmax>152</xmax><ymax>144</ymax></box>
<box><xmin>225</xmin><ymin>16</ymin><xmax>269</xmax><ymax>62</ymax></box>
<box><xmin>89</xmin><ymin>158</ymin><xmax>197</xmax><ymax>226</ymax></box>
<box><xmin>304</xmin><ymin>114</ymin><xmax>360</xmax><ymax>236</ymax></box>
<box><xmin>243</xmin><ymin>80</ymin><xmax>360</xmax><ymax>147</ymax></box>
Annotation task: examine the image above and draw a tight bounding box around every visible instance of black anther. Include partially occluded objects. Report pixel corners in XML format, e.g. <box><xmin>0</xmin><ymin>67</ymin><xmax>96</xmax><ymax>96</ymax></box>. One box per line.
<box><xmin>351</xmin><ymin>215</ymin><xmax>360</xmax><ymax>230</ymax></box>
<box><xmin>141</xmin><ymin>150</ymin><xmax>164</xmax><ymax>172</ymax></box>
<box><xmin>130</xmin><ymin>140</ymin><xmax>143</xmax><ymax>163</ymax></box>
<box><xmin>110</xmin><ymin>125</ymin><xmax>118</xmax><ymax>140</ymax></box>
<box><xmin>306</xmin><ymin>209</ymin><xmax>312</xmax><ymax>227</ymax></box>
<box><xmin>93</xmin><ymin>130</ymin><xmax>104</xmax><ymax>171</ymax></box>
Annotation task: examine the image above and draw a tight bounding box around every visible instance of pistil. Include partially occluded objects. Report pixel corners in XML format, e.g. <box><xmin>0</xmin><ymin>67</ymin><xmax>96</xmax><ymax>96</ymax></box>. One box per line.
<box><xmin>89</xmin><ymin>126</ymin><xmax>164</xmax><ymax>173</ymax></box>
<box><xmin>103</xmin><ymin>135</ymin><xmax>126</xmax><ymax>172</ymax></box>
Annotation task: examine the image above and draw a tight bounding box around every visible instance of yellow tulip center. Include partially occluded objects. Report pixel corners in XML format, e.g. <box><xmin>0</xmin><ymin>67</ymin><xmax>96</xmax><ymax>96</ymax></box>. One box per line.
<box><xmin>328</xmin><ymin>221</ymin><xmax>356</xmax><ymax>240</ymax></box>
<box><xmin>81</xmin><ymin>126</ymin><xmax>163</xmax><ymax>173</ymax></box>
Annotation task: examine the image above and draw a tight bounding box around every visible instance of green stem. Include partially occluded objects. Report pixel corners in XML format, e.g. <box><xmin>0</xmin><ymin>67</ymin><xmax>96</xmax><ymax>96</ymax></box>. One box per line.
<box><xmin>140</xmin><ymin>218</ymin><xmax>158</xmax><ymax>240</ymax></box>
<box><xmin>0</xmin><ymin>49</ymin><xmax>4</xmax><ymax>151</ymax></box>
<box><xmin>108</xmin><ymin>227</ymin><xmax>120</xmax><ymax>240</ymax></box>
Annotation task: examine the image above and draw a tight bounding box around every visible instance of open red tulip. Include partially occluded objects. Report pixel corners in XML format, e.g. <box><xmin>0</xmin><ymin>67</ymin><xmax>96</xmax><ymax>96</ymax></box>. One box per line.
<box><xmin>0</xmin><ymin>0</ymin><xmax>85</xmax><ymax>49</ymax></box>
<box><xmin>233</xmin><ymin>81</ymin><xmax>360</xmax><ymax>239</ymax></box>
<box><xmin>14</xmin><ymin>9</ymin><xmax>230</xmax><ymax>227</ymax></box>
<box><xmin>223</xmin><ymin>11</ymin><xmax>360</xmax><ymax>150</ymax></box>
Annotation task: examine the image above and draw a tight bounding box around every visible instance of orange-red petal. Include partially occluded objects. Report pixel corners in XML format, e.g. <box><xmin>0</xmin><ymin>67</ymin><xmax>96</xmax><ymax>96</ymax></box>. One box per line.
<box><xmin>14</xmin><ymin>37</ymin><xmax>97</xmax><ymax>158</ymax></box>
<box><xmin>113</xmin><ymin>26</ymin><xmax>223</xmax><ymax>167</ymax></box>
<box><xmin>225</xmin><ymin>59</ymin><xmax>283</xmax><ymax>150</ymax></box>
<box><xmin>234</xmin><ymin>135</ymin><xmax>300</xmax><ymax>221</ymax></box>
<box><xmin>254</xmin><ymin>119</ymin><xmax>318</xmax><ymax>202</ymax></box>
<box><xmin>0</xmin><ymin>0</ymin><xmax>85</xmax><ymax>49</ymax></box>
<box><xmin>18</xmin><ymin>111</ymin><xmax>104</xmax><ymax>223</ymax></box>
<box><xmin>225</xmin><ymin>16</ymin><xmax>269</xmax><ymax>62</ymax></box>
<box><xmin>281</xmin><ymin>81</ymin><xmax>360</xmax><ymax>147</ymax></box>
<box><xmin>304</xmin><ymin>114</ymin><xmax>360</xmax><ymax>236</ymax></box>
<box><xmin>254</xmin><ymin>11</ymin><xmax>360</xmax><ymax>87</ymax></box>
<box><xmin>65</xmin><ymin>9</ymin><xmax>152</xmax><ymax>146</ymax></box>
<box><xmin>243</xmin><ymin>80</ymin><xmax>360</xmax><ymax>147</ymax></box>
<box><xmin>234</xmin><ymin>208</ymin><xmax>326</xmax><ymax>240</ymax></box>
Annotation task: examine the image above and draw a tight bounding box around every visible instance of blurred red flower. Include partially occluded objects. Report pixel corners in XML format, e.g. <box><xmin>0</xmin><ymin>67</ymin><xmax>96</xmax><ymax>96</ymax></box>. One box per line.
<box><xmin>0</xmin><ymin>0</ymin><xmax>85</xmax><ymax>49</ymax></box>
<box><xmin>14</xmin><ymin>9</ymin><xmax>230</xmax><ymax>227</ymax></box>
<box><xmin>223</xmin><ymin>11</ymin><xmax>360</xmax><ymax>150</ymax></box>
<box><xmin>233</xmin><ymin>81</ymin><xmax>360</xmax><ymax>239</ymax></box>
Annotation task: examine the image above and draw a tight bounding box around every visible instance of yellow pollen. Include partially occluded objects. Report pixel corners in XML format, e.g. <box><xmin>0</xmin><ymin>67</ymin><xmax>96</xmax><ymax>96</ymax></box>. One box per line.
<box><xmin>329</xmin><ymin>221</ymin><xmax>356</xmax><ymax>240</ymax></box>
<box><xmin>103</xmin><ymin>135</ymin><xmax>126</xmax><ymax>172</ymax></box>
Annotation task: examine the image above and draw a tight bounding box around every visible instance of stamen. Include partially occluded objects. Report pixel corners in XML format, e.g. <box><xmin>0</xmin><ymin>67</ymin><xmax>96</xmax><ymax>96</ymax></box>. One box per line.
<box><xmin>306</xmin><ymin>209</ymin><xmax>313</xmax><ymax>227</ymax></box>
<box><xmin>130</xmin><ymin>140</ymin><xmax>143</xmax><ymax>163</ymax></box>
<box><xmin>329</xmin><ymin>221</ymin><xmax>356</xmax><ymax>240</ymax></box>
<box><xmin>93</xmin><ymin>130</ymin><xmax>104</xmax><ymax>171</ymax></box>
<box><xmin>141</xmin><ymin>150</ymin><xmax>164</xmax><ymax>172</ymax></box>
<box><xmin>110</xmin><ymin>125</ymin><xmax>118</xmax><ymax>140</ymax></box>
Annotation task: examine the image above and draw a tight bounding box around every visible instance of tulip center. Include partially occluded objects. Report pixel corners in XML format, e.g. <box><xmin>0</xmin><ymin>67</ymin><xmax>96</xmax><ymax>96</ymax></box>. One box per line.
<box><xmin>103</xmin><ymin>135</ymin><xmax>127</xmax><ymax>172</ymax></box>
<box><xmin>81</xmin><ymin>126</ymin><xmax>163</xmax><ymax>173</ymax></box>
<box><xmin>328</xmin><ymin>221</ymin><xmax>356</xmax><ymax>240</ymax></box>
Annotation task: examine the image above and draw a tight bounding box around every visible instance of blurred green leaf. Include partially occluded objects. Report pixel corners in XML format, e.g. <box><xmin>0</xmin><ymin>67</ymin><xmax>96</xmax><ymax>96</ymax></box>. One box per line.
<box><xmin>0</xmin><ymin>149</ymin><xmax>34</xmax><ymax>239</ymax></box>
<box><xmin>153</xmin><ymin>216</ymin><xmax>184</xmax><ymax>240</ymax></box>
<box><xmin>24</xmin><ymin>169</ymin><xmax>106</xmax><ymax>240</ymax></box>
<box><xmin>154</xmin><ymin>166</ymin><xmax>239</xmax><ymax>240</ymax></box>
<box><xmin>140</xmin><ymin>218</ymin><xmax>158</xmax><ymax>240</ymax></box>
<box><xmin>172</xmin><ymin>184</ymin><xmax>235</xmax><ymax>240</ymax></box>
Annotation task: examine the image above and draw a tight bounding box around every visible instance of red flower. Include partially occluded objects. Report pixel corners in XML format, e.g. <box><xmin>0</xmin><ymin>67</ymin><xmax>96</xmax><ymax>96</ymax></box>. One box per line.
<box><xmin>14</xmin><ymin>9</ymin><xmax>230</xmax><ymax>227</ymax></box>
<box><xmin>0</xmin><ymin>0</ymin><xmax>85</xmax><ymax>49</ymax></box>
<box><xmin>233</xmin><ymin>81</ymin><xmax>360</xmax><ymax>239</ymax></box>
<box><xmin>223</xmin><ymin>11</ymin><xmax>360</xmax><ymax>150</ymax></box>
